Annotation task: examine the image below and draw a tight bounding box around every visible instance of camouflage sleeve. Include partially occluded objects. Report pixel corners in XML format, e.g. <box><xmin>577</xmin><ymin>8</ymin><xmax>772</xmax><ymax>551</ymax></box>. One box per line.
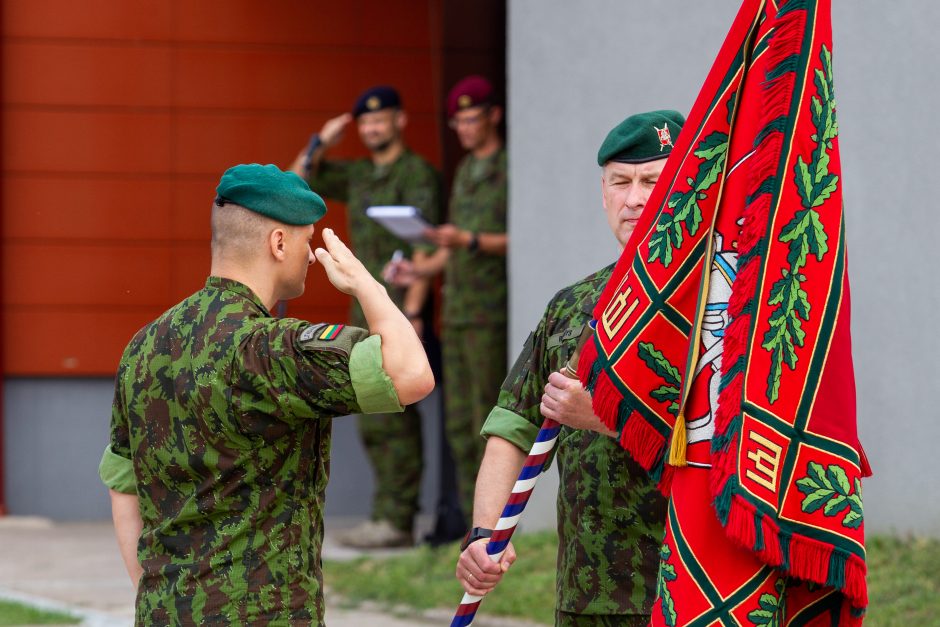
<box><xmin>98</xmin><ymin>360</ymin><xmax>137</xmax><ymax>494</ymax></box>
<box><xmin>480</xmin><ymin>331</ymin><xmax>540</xmax><ymax>452</ymax></box>
<box><xmin>481</xmin><ymin>301</ymin><xmax>554</xmax><ymax>446</ymax></box>
<box><xmin>306</xmin><ymin>159</ymin><xmax>353</xmax><ymax>202</ymax></box>
<box><xmin>491</xmin><ymin>152</ymin><xmax>509</xmax><ymax>232</ymax></box>
<box><xmin>239</xmin><ymin>321</ymin><xmax>401</xmax><ymax>421</ymax></box>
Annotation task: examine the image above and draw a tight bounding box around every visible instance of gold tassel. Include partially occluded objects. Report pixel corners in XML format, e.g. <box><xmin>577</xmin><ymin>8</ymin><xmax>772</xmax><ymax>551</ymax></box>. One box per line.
<box><xmin>668</xmin><ymin>413</ymin><xmax>688</xmax><ymax>467</ymax></box>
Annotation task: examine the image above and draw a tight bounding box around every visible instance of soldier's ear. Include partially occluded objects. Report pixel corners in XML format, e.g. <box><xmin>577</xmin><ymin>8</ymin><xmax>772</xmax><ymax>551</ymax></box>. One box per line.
<box><xmin>395</xmin><ymin>109</ymin><xmax>408</xmax><ymax>132</ymax></box>
<box><xmin>487</xmin><ymin>105</ymin><xmax>503</xmax><ymax>126</ymax></box>
<box><xmin>269</xmin><ymin>228</ymin><xmax>287</xmax><ymax>261</ymax></box>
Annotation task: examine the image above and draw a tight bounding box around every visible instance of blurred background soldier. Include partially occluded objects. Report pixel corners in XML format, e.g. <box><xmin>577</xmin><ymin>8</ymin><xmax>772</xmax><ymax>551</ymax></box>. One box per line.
<box><xmin>386</xmin><ymin>76</ymin><xmax>508</xmax><ymax>525</ymax></box>
<box><xmin>290</xmin><ymin>86</ymin><xmax>441</xmax><ymax>548</ymax></box>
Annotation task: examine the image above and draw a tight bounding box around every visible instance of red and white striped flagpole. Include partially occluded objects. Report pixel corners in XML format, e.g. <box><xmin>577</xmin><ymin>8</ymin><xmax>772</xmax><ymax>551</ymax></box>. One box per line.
<box><xmin>450</xmin><ymin>417</ymin><xmax>561</xmax><ymax>627</ymax></box>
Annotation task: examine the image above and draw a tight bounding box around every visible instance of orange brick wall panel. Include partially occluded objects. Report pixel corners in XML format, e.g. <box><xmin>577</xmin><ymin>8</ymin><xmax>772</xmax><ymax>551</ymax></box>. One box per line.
<box><xmin>2</xmin><ymin>42</ymin><xmax>173</xmax><ymax>108</ymax></box>
<box><xmin>173</xmin><ymin>111</ymin><xmax>440</xmax><ymax>176</ymax></box>
<box><xmin>3</xmin><ymin>243</ymin><xmax>172</xmax><ymax>307</ymax></box>
<box><xmin>4</xmin><ymin>111</ymin><xmax>172</xmax><ymax>174</ymax></box>
<box><xmin>171</xmin><ymin>177</ymin><xmax>217</xmax><ymax>241</ymax></box>
<box><xmin>173</xmin><ymin>112</ymin><xmax>313</xmax><ymax>175</ymax></box>
<box><xmin>313</xmin><ymin>202</ymin><xmax>350</xmax><ymax>242</ymax></box>
<box><xmin>172</xmin><ymin>48</ymin><xmax>437</xmax><ymax>114</ymax></box>
<box><xmin>3</xmin><ymin>176</ymin><xmax>173</xmax><ymax>241</ymax></box>
<box><xmin>1</xmin><ymin>1</ymin><xmax>445</xmax><ymax>376</ymax></box>
<box><xmin>286</xmin><ymin>197</ymin><xmax>353</xmax><ymax>319</ymax></box>
<box><xmin>396</xmin><ymin>114</ymin><xmax>442</xmax><ymax>165</ymax></box>
<box><xmin>168</xmin><ymin>242</ymin><xmax>212</xmax><ymax>303</ymax></box>
<box><xmin>307</xmin><ymin>50</ymin><xmax>437</xmax><ymax>115</ymax></box>
<box><xmin>173</xmin><ymin>1</ymin><xmax>432</xmax><ymax>50</ymax></box>
<box><xmin>1</xmin><ymin>0</ymin><xmax>172</xmax><ymax>41</ymax></box>
<box><xmin>283</xmin><ymin>304</ymin><xmax>350</xmax><ymax>326</ymax></box>
<box><xmin>3</xmin><ymin>308</ymin><xmax>162</xmax><ymax>375</ymax></box>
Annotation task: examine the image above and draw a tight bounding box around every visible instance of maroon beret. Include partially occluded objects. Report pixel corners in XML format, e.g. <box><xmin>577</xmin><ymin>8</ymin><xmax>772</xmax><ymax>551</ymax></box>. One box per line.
<box><xmin>446</xmin><ymin>75</ymin><xmax>494</xmax><ymax>118</ymax></box>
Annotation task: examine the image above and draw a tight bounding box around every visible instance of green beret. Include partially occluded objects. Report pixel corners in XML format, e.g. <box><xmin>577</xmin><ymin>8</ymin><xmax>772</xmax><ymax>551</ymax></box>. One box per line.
<box><xmin>597</xmin><ymin>110</ymin><xmax>686</xmax><ymax>166</ymax></box>
<box><xmin>215</xmin><ymin>163</ymin><xmax>326</xmax><ymax>225</ymax></box>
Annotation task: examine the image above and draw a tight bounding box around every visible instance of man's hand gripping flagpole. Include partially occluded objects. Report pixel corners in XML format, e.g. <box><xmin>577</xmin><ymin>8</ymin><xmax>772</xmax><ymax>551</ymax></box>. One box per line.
<box><xmin>450</xmin><ymin>333</ymin><xmax>590</xmax><ymax>627</ymax></box>
<box><xmin>449</xmin><ymin>416</ymin><xmax>560</xmax><ymax>627</ymax></box>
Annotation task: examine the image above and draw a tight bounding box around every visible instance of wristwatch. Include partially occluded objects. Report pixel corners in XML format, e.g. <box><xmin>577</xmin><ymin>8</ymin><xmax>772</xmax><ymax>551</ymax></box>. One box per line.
<box><xmin>460</xmin><ymin>527</ymin><xmax>493</xmax><ymax>552</ymax></box>
<box><xmin>467</xmin><ymin>232</ymin><xmax>480</xmax><ymax>253</ymax></box>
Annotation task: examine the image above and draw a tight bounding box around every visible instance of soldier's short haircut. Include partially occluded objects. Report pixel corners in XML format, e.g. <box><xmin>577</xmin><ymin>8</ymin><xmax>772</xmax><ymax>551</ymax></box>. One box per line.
<box><xmin>210</xmin><ymin>202</ymin><xmax>275</xmax><ymax>261</ymax></box>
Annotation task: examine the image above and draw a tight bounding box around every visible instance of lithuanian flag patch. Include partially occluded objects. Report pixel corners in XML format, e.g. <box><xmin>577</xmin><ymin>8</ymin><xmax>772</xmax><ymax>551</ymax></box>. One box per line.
<box><xmin>318</xmin><ymin>324</ymin><xmax>344</xmax><ymax>341</ymax></box>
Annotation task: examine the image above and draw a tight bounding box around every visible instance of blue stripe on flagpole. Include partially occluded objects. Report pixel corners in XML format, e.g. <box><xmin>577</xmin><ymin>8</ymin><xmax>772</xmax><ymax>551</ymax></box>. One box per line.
<box><xmin>518</xmin><ymin>464</ymin><xmax>542</xmax><ymax>480</ymax></box>
<box><xmin>501</xmin><ymin>500</ymin><xmax>526</xmax><ymax>518</ymax></box>
<box><xmin>451</xmin><ymin>613</ymin><xmax>475</xmax><ymax>627</ymax></box>
<box><xmin>535</xmin><ymin>427</ymin><xmax>561</xmax><ymax>442</ymax></box>
<box><xmin>487</xmin><ymin>538</ymin><xmax>510</xmax><ymax>555</ymax></box>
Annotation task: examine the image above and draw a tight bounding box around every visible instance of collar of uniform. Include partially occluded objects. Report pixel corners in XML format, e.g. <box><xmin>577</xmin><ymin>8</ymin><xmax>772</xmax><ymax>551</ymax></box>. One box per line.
<box><xmin>205</xmin><ymin>276</ymin><xmax>272</xmax><ymax>316</ymax></box>
<box><xmin>580</xmin><ymin>263</ymin><xmax>616</xmax><ymax>315</ymax></box>
<box><xmin>466</xmin><ymin>145</ymin><xmax>504</xmax><ymax>181</ymax></box>
<box><xmin>370</xmin><ymin>148</ymin><xmax>412</xmax><ymax>180</ymax></box>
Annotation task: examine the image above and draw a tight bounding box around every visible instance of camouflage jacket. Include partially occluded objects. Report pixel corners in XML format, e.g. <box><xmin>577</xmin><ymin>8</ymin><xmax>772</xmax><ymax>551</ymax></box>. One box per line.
<box><xmin>481</xmin><ymin>265</ymin><xmax>666</xmax><ymax>616</ymax></box>
<box><xmin>443</xmin><ymin>146</ymin><xmax>508</xmax><ymax>327</ymax></box>
<box><xmin>307</xmin><ymin>149</ymin><xmax>441</xmax><ymax>326</ymax></box>
<box><xmin>98</xmin><ymin>277</ymin><xmax>401</xmax><ymax>625</ymax></box>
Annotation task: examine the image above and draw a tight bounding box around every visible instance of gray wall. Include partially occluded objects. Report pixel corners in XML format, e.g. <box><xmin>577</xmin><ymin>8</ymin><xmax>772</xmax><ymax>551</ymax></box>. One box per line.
<box><xmin>3</xmin><ymin>379</ymin><xmax>443</xmax><ymax>523</ymax></box>
<box><xmin>508</xmin><ymin>0</ymin><xmax>939</xmax><ymax>535</ymax></box>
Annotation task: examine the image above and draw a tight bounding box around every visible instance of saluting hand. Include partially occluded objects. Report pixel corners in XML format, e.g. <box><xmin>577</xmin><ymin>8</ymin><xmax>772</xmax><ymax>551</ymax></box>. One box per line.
<box><xmin>319</xmin><ymin>113</ymin><xmax>353</xmax><ymax>149</ymax></box>
<box><xmin>315</xmin><ymin>229</ymin><xmax>376</xmax><ymax>297</ymax></box>
<box><xmin>456</xmin><ymin>539</ymin><xmax>516</xmax><ymax>597</ymax></box>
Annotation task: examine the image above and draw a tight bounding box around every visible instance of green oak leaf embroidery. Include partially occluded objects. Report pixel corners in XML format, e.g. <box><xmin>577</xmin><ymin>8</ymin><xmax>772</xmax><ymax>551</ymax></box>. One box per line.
<box><xmin>639</xmin><ymin>342</ymin><xmax>681</xmax><ymax>416</ymax></box>
<box><xmin>747</xmin><ymin>579</ymin><xmax>786</xmax><ymax>626</ymax></box>
<box><xmin>657</xmin><ymin>544</ymin><xmax>678</xmax><ymax>627</ymax></box>
<box><xmin>762</xmin><ymin>45</ymin><xmax>837</xmax><ymax>403</ymax></box>
<box><xmin>795</xmin><ymin>461</ymin><xmax>863</xmax><ymax>529</ymax></box>
<box><xmin>648</xmin><ymin>129</ymin><xmax>729</xmax><ymax>267</ymax></box>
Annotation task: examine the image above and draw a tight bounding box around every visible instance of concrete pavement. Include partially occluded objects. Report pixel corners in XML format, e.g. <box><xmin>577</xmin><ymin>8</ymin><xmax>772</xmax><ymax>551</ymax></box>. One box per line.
<box><xmin>0</xmin><ymin>516</ymin><xmax>543</xmax><ymax>627</ymax></box>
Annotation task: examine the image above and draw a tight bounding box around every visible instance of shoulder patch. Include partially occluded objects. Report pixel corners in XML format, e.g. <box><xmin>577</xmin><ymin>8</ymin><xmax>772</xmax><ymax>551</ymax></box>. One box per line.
<box><xmin>317</xmin><ymin>323</ymin><xmax>344</xmax><ymax>341</ymax></box>
<box><xmin>299</xmin><ymin>323</ymin><xmax>327</xmax><ymax>342</ymax></box>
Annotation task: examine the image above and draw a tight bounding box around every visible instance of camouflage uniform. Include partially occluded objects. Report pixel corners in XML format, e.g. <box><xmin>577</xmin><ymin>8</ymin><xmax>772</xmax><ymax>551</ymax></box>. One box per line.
<box><xmin>442</xmin><ymin>146</ymin><xmax>509</xmax><ymax>522</ymax></box>
<box><xmin>307</xmin><ymin>150</ymin><xmax>440</xmax><ymax>532</ymax></box>
<box><xmin>98</xmin><ymin>277</ymin><xmax>402</xmax><ymax>625</ymax></box>
<box><xmin>481</xmin><ymin>265</ymin><xmax>666</xmax><ymax>625</ymax></box>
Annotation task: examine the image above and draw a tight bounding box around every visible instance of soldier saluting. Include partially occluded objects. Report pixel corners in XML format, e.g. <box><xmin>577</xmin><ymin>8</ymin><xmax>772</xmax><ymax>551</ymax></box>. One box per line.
<box><xmin>98</xmin><ymin>164</ymin><xmax>433</xmax><ymax>625</ymax></box>
<box><xmin>289</xmin><ymin>86</ymin><xmax>441</xmax><ymax>549</ymax></box>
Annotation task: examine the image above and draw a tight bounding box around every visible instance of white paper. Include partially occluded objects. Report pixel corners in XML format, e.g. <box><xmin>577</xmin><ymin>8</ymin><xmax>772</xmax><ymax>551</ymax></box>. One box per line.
<box><xmin>365</xmin><ymin>205</ymin><xmax>433</xmax><ymax>243</ymax></box>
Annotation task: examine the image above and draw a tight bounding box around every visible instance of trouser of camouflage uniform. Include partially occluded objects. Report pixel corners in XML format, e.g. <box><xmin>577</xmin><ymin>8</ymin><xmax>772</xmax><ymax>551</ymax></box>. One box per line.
<box><xmin>442</xmin><ymin>323</ymin><xmax>507</xmax><ymax>525</ymax></box>
<box><xmin>555</xmin><ymin>612</ymin><xmax>649</xmax><ymax>627</ymax></box>
<box><xmin>358</xmin><ymin>403</ymin><xmax>423</xmax><ymax>532</ymax></box>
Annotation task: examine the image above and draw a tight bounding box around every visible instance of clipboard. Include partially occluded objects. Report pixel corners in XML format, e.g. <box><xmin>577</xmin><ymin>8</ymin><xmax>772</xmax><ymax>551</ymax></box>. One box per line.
<box><xmin>365</xmin><ymin>205</ymin><xmax>433</xmax><ymax>243</ymax></box>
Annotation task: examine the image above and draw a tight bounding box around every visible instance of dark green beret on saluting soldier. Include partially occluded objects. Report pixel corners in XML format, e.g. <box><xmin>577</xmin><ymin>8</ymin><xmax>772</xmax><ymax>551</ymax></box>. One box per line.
<box><xmin>215</xmin><ymin>163</ymin><xmax>328</xmax><ymax>225</ymax></box>
<box><xmin>597</xmin><ymin>109</ymin><xmax>686</xmax><ymax>166</ymax></box>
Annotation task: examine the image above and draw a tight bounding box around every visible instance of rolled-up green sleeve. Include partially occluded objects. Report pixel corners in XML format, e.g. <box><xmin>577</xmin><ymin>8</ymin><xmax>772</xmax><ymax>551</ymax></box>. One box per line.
<box><xmin>481</xmin><ymin>405</ymin><xmax>558</xmax><ymax>470</ymax></box>
<box><xmin>349</xmin><ymin>334</ymin><xmax>404</xmax><ymax>414</ymax></box>
<box><xmin>99</xmin><ymin>445</ymin><xmax>136</xmax><ymax>494</ymax></box>
<box><xmin>481</xmin><ymin>406</ymin><xmax>538</xmax><ymax>451</ymax></box>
